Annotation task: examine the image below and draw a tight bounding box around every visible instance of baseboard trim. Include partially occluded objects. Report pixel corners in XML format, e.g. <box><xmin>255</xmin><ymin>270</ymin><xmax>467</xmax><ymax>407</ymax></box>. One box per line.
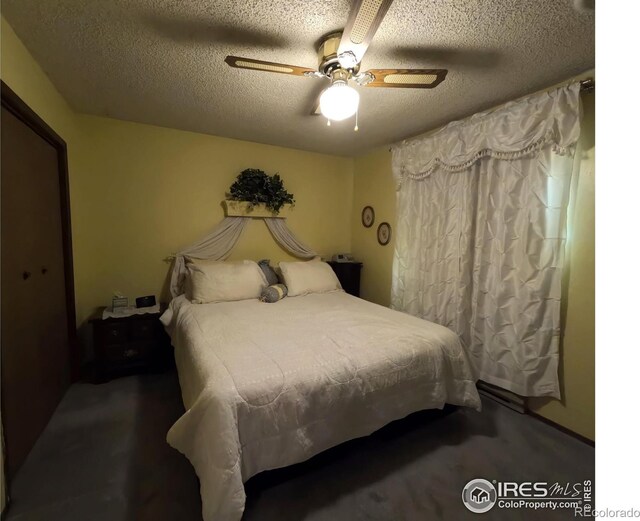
<box><xmin>527</xmin><ymin>411</ymin><xmax>595</xmax><ymax>447</ymax></box>
<box><xmin>477</xmin><ymin>381</ymin><xmax>526</xmax><ymax>414</ymax></box>
<box><xmin>476</xmin><ymin>381</ymin><xmax>595</xmax><ymax>447</ymax></box>
<box><xmin>478</xmin><ymin>389</ymin><xmax>526</xmax><ymax>414</ymax></box>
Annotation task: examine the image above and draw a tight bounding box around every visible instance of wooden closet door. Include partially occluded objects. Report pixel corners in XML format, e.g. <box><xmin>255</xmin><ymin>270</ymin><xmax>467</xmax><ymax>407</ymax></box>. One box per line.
<box><xmin>1</xmin><ymin>105</ymin><xmax>71</xmax><ymax>479</ymax></box>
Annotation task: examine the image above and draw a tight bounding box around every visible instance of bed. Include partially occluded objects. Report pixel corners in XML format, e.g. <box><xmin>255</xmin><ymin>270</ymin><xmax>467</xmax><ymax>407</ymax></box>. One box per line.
<box><xmin>160</xmin><ymin>290</ymin><xmax>481</xmax><ymax>521</ymax></box>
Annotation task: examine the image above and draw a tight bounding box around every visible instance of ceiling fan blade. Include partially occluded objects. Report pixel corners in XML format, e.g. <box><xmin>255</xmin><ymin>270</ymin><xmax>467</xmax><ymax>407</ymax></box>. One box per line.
<box><xmin>143</xmin><ymin>14</ymin><xmax>290</xmax><ymax>49</ymax></box>
<box><xmin>363</xmin><ymin>68</ymin><xmax>448</xmax><ymax>88</ymax></box>
<box><xmin>388</xmin><ymin>46</ymin><xmax>501</xmax><ymax>69</ymax></box>
<box><xmin>225</xmin><ymin>56</ymin><xmax>316</xmax><ymax>77</ymax></box>
<box><xmin>338</xmin><ymin>0</ymin><xmax>394</xmax><ymax>65</ymax></box>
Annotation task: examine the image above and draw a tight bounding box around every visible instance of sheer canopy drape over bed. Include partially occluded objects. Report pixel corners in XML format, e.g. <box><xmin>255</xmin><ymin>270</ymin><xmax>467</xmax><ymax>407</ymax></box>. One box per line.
<box><xmin>169</xmin><ymin>216</ymin><xmax>317</xmax><ymax>298</ymax></box>
<box><xmin>391</xmin><ymin>83</ymin><xmax>582</xmax><ymax>398</ymax></box>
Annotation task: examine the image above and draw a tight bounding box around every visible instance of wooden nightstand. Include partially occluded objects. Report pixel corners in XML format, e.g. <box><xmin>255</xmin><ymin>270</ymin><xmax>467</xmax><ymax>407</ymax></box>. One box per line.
<box><xmin>328</xmin><ymin>261</ymin><xmax>363</xmax><ymax>297</ymax></box>
<box><xmin>90</xmin><ymin>306</ymin><xmax>172</xmax><ymax>382</ymax></box>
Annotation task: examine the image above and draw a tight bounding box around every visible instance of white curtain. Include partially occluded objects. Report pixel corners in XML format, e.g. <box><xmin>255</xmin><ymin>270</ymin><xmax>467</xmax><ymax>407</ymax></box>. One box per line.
<box><xmin>391</xmin><ymin>83</ymin><xmax>582</xmax><ymax>398</ymax></box>
<box><xmin>264</xmin><ymin>219</ymin><xmax>317</xmax><ymax>259</ymax></box>
<box><xmin>170</xmin><ymin>217</ymin><xmax>249</xmax><ymax>298</ymax></box>
<box><xmin>170</xmin><ymin>216</ymin><xmax>318</xmax><ymax>297</ymax></box>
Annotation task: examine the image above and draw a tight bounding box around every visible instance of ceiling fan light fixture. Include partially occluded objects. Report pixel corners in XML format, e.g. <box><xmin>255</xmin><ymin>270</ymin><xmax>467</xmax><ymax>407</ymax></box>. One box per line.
<box><xmin>354</xmin><ymin>71</ymin><xmax>375</xmax><ymax>86</ymax></box>
<box><xmin>319</xmin><ymin>81</ymin><xmax>360</xmax><ymax>121</ymax></box>
<box><xmin>337</xmin><ymin>51</ymin><xmax>359</xmax><ymax>69</ymax></box>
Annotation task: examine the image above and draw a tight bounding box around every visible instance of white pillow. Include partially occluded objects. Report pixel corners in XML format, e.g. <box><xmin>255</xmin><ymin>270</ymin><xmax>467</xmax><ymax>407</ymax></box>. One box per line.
<box><xmin>187</xmin><ymin>259</ymin><xmax>267</xmax><ymax>304</ymax></box>
<box><xmin>279</xmin><ymin>260</ymin><xmax>342</xmax><ymax>297</ymax></box>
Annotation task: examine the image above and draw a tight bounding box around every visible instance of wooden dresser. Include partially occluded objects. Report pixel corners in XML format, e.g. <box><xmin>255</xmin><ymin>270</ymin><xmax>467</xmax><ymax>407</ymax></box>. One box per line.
<box><xmin>327</xmin><ymin>261</ymin><xmax>363</xmax><ymax>298</ymax></box>
<box><xmin>90</xmin><ymin>307</ymin><xmax>171</xmax><ymax>381</ymax></box>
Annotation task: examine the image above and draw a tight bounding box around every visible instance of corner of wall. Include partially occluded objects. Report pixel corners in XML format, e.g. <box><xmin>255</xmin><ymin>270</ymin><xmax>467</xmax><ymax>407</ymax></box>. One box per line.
<box><xmin>350</xmin><ymin>147</ymin><xmax>396</xmax><ymax>306</ymax></box>
<box><xmin>1</xmin><ymin>16</ymin><xmax>79</xmax><ymax>140</ymax></box>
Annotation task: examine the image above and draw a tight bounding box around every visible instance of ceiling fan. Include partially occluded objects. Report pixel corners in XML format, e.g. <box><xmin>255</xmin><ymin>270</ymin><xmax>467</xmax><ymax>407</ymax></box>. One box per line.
<box><xmin>224</xmin><ymin>0</ymin><xmax>447</xmax><ymax>128</ymax></box>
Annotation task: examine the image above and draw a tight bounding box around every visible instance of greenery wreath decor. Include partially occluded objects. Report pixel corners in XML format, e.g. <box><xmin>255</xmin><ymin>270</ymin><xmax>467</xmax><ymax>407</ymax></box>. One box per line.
<box><xmin>227</xmin><ymin>168</ymin><xmax>295</xmax><ymax>214</ymax></box>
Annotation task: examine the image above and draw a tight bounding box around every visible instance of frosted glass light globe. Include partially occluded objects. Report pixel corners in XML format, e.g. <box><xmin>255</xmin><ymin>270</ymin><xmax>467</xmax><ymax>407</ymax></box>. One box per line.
<box><xmin>320</xmin><ymin>82</ymin><xmax>359</xmax><ymax>121</ymax></box>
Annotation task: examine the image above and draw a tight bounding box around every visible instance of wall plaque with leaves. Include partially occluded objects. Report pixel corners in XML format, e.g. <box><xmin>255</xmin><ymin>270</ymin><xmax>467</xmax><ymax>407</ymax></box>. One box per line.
<box><xmin>227</xmin><ymin>168</ymin><xmax>295</xmax><ymax>214</ymax></box>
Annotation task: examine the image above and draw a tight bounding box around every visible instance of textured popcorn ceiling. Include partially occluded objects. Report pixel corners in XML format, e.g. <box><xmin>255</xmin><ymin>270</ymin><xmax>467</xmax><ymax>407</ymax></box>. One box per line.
<box><xmin>2</xmin><ymin>0</ymin><xmax>594</xmax><ymax>156</ymax></box>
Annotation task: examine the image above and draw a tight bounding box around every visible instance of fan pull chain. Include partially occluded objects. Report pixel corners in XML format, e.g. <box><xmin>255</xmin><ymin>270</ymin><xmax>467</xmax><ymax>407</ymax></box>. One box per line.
<box><xmin>354</xmin><ymin>107</ymin><xmax>359</xmax><ymax>132</ymax></box>
<box><xmin>327</xmin><ymin>119</ymin><xmax>331</xmax><ymax>126</ymax></box>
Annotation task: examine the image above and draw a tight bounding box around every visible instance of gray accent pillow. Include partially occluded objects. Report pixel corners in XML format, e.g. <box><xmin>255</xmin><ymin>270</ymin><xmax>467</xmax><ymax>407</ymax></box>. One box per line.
<box><xmin>260</xmin><ymin>284</ymin><xmax>288</xmax><ymax>303</ymax></box>
<box><xmin>258</xmin><ymin>259</ymin><xmax>279</xmax><ymax>286</ymax></box>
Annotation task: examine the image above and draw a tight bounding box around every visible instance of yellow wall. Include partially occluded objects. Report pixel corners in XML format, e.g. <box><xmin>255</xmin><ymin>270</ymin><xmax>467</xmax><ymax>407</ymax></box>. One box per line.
<box><xmin>350</xmin><ymin>94</ymin><xmax>595</xmax><ymax>441</ymax></box>
<box><xmin>350</xmin><ymin>148</ymin><xmax>396</xmax><ymax>306</ymax></box>
<box><xmin>72</xmin><ymin>114</ymin><xmax>353</xmax><ymax>325</ymax></box>
<box><xmin>1</xmin><ymin>16</ymin><xmax>353</xmax><ymax>334</ymax></box>
<box><xmin>528</xmin><ymin>92</ymin><xmax>595</xmax><ymax>440</ymax></box>
<box><xmin>1</xmin><ymin>18</ymin><xmax>78</xmax><ymax>142</ymax></box>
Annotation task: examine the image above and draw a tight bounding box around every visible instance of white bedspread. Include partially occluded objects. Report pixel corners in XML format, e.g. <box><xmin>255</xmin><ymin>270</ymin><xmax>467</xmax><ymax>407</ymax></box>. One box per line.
<box><xmin>161</xmin><ymin>291</ymin><xmax>481</xmax><ymax>521</ymax></box>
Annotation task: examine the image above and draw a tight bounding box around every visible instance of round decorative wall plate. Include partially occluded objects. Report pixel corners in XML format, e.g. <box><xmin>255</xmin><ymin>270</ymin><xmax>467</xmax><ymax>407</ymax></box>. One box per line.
<box><xmin>377</xmin><ymin>222</ymin><xmax>391</xmax><ymax>245</ymax></box>
<box><xmin>362</xmin><ymin>206</ymin><xmax>375</xmax><ymax>228</ymax></box>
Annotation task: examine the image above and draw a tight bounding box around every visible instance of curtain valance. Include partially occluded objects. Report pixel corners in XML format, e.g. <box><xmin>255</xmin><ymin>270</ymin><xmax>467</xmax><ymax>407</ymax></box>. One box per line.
<box><xmin>391</xmin><ymin>83</ymin><xmax>581</xmax><ymax>186</ymax></box>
